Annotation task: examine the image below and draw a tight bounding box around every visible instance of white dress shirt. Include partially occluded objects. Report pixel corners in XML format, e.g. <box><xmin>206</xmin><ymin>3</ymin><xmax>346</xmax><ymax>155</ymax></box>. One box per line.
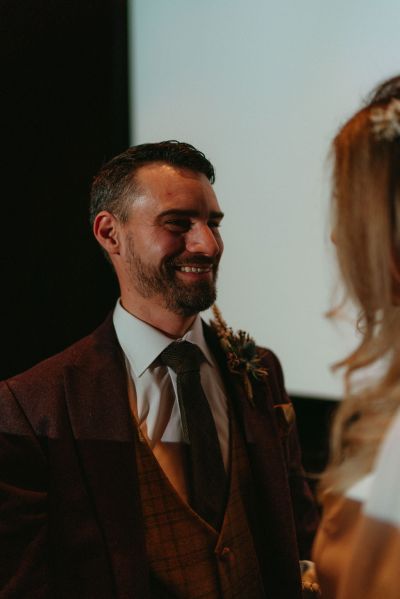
<box><xmin>113</xmin><ymin>300</ymin><xmax>229</xmax><ymax>469</ymax></box>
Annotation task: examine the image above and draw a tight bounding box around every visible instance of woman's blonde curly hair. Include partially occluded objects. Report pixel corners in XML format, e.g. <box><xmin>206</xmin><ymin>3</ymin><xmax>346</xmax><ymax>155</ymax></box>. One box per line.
<box><xmin>322</xmin><ymin>76</ymin><xmax>400</xmax><ymax>494</ymax></box>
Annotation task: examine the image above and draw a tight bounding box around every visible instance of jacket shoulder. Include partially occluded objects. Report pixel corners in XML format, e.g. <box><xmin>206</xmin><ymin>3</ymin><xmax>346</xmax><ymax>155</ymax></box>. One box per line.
<box><xmin>1</xmin><ymin>315</ymin><xmax>117</xmax><ymax>401</ymax></box>
<box><xmin>258</xmin><ymin>346</ymin><xmax>290</xmax><ymax>405</ymax></box>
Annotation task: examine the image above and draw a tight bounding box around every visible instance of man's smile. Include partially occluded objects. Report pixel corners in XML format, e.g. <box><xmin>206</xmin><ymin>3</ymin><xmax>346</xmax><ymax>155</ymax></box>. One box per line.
<box><xmin>177</xmin><ymin>265</ymin><xmax>212</xmax><ymax>273</ymax></box>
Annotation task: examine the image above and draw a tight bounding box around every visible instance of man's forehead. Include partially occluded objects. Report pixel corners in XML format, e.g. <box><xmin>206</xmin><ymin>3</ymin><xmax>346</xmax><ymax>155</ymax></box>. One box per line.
<box><xmin>134</xmin><ymin>161</ymin><xmax>206</xmax><ymax>183</ymax></box>
<box><xmin>132</xmin><ymin>162</ymin><xmax>221</xmax><ymax>212</ymax></box>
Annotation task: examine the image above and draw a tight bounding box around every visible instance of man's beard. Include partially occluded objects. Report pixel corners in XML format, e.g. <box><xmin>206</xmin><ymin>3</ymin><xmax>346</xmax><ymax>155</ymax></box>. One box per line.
<box><xmin>126</xmin><ymin>237</ymin><xmax>219</xmax><ymax>316</ymax></box>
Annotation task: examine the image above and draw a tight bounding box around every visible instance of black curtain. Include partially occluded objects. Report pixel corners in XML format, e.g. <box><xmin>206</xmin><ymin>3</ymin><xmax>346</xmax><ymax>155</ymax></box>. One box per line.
<box><xmin>1</xmin><ymin>0</ymin><xmax>128</xmax><ymax>379</ymax></box>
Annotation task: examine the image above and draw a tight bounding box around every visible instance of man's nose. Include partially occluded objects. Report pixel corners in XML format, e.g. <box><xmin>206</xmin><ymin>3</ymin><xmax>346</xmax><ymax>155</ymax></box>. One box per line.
<box><xmin>185</xmin><ymin>224</ymin><xmax>221</xmax><ymax>256</ymax></box>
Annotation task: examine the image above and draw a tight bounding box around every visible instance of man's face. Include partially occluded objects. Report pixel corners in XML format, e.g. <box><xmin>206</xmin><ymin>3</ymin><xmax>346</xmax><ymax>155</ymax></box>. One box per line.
<box><xmin>118</xmin><ymin>163</ymin><xmax>224</xmax><ymax>317</ymax></box>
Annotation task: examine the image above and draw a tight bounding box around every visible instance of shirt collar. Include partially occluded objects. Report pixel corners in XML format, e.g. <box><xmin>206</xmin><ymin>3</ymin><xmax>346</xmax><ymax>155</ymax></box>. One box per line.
<box><xmin>113</xmin><ymin>300</ymin><xmax>214</xmax><ymax>377</ymax></box>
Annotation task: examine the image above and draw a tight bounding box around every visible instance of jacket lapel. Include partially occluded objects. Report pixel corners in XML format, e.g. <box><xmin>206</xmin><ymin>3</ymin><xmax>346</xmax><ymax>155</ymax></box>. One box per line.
<box><xmin>203</xmin><ymin>322</ymin><xmax>303</xmax><ymax>599</ymax></box>
<box><xmin>63</xmin><ymin>316</ymin><xmax>150</xmax><ymax>598</ymax></box>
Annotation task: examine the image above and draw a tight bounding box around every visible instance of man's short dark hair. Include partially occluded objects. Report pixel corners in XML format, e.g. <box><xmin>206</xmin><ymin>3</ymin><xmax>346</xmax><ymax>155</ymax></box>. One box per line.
<box><xmin>89</xmin><ymin>140</ymin><xmax>215</xmax><ymax>226</ymax></box>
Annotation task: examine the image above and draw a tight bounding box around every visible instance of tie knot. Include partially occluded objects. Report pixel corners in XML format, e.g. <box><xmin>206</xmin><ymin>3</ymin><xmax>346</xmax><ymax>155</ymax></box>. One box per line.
<box><xmin>159</xmin><ymin>341</ymin><xmax>202</xmax><ymax>374</ymax></box>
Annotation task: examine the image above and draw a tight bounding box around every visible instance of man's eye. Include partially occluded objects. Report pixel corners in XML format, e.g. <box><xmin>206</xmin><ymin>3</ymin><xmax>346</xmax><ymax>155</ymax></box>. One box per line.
<box><xmin>165</xmin><ymin>220</ymin><xmax>191</xmax><ymax>232</ymax></box>
<box><xmin>208</xmin><ymin>221</ymin><xmax>221</xmax><ymax>229</ymax></box>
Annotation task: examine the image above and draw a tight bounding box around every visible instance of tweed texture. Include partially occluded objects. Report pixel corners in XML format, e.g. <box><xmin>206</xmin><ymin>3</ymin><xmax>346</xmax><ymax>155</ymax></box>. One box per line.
<box><xmin>134</xmin><ymin>410</ymin><xmax>265</xmax><ymax>599</ymax></box>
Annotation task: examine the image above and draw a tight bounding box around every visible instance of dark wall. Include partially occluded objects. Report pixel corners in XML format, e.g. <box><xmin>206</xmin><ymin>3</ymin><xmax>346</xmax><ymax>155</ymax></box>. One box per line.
<box><xmin>1</xmin><ymin>0</ymin><xmax>128</xmax><ymax>379</ymax></box>
<box><xmin>292</xmin><ymin>395</ymin><xmax>338</xmax><ymax>497</ymax></box>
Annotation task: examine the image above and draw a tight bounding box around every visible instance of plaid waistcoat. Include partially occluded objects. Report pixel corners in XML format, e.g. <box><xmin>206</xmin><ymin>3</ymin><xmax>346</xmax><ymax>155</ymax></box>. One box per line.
<box><xmin>134</xmin><ymin>411</ymin><xmax>265</xmax><ymax>599</ymax></box>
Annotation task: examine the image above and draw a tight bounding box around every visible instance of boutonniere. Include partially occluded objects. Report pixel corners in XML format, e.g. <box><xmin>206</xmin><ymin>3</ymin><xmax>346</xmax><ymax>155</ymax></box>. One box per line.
<box><xmin>210</xmin><ymin>304</ymin><xmax>268</xmax><ymax>405</ymax></box>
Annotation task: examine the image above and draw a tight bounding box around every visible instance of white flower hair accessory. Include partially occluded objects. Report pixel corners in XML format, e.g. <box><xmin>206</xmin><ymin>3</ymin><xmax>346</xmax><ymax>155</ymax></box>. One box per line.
<box><xmin>370</xmin><ymin>97</ymin><xmax>400</xmax><ymax>141</ymax></box>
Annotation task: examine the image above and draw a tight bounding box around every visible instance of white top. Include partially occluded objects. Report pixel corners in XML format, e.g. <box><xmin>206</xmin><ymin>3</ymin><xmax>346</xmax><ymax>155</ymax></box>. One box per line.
<box><xmin>364</xmin><ymin>407</ymin><xmax>400</xmax><ymax>526</ymax></box>
<box><xmin>113</xmin><ymin>300</ymin><xmax>229</xmax><ymax>468</ymax></box>
<box><xmin>345</xmin><ymin>407</ymin><xmax>400</xmax><ymax>526</ymax></box>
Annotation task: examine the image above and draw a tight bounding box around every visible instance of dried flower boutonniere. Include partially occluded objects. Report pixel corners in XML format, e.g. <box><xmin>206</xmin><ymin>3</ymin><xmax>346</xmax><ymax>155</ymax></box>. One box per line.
<box><xmin>210</xmin><ymin>304</ymin><xmax>268</xmax><ymax>405</ymax></box>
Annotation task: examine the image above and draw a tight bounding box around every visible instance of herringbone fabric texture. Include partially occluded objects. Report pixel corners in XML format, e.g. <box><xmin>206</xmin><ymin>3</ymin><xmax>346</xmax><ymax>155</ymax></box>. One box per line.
<box><xmin>160</xmin><ymin>341</ymin><xmax>227</xmax><ymax>530</ymax></box>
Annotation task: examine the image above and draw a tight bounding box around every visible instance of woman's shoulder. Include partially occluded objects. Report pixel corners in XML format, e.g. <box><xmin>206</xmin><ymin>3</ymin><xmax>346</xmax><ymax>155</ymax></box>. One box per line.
<box><xmin>365</xmin><ymin>407</ymin><xmax>400</xmax><ymax>526</ymax></box>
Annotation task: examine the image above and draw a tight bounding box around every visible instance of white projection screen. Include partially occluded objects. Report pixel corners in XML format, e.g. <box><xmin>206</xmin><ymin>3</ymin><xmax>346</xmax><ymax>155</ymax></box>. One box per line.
<box><xmin>129</xmin><ymin>0</ymin><xmax>400</xmax><ymax>399</ymax></box>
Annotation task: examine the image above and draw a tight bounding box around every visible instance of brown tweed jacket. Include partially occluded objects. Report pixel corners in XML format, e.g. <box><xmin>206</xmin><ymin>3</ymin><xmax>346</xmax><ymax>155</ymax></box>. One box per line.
<box><xmin>0</xmin><ymin>314</ymin><xmax>318</xmax><ymax>598</ymax></box>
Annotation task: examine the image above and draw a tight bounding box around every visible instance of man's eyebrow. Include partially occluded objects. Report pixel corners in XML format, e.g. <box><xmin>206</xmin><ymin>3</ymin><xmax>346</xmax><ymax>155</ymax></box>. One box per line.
<box><xmin>157</xmin><ymin>209</ymin><xmax>224</xmax><ymax>220</ymax></box>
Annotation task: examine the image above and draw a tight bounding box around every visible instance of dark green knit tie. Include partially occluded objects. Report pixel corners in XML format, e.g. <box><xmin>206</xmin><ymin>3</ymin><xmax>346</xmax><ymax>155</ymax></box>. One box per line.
<box><xmin>160</xmin><ymin>340</ymin><xmax>227</xmax><ymax>530</ymax></box>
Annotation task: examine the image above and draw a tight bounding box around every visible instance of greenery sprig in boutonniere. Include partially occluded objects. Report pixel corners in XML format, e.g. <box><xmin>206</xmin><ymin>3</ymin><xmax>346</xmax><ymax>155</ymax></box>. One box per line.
<box><xmin>210</xmin><ymin>304</ymin><xmax>268</xmax><ymax>405</ymax></box>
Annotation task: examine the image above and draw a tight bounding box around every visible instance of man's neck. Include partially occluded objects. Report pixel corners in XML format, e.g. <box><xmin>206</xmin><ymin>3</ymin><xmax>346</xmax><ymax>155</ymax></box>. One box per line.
<box><xmin>119</xmin><ymin>296</ymin><xmax>197</xmax><ymax>338</ymax></box>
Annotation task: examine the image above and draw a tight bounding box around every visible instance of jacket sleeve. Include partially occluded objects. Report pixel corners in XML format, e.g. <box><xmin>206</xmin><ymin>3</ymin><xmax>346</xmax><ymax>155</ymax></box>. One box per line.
<box><xmin>0</xmin><ymin>380</ymin><xmax>49</xmax><ymax>598</ymax></box>
<box><xmin>264</xmin><ymin>350</ymin><xmax>320</xmax><ymax>560</ymax></box>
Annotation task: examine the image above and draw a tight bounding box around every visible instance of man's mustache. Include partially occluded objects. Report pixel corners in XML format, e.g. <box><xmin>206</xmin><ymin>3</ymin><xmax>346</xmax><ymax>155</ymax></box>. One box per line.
<box><xmin>167</xmin><ymin>255</ymin><xmax>219</xmax><ymax>268</ymax></box>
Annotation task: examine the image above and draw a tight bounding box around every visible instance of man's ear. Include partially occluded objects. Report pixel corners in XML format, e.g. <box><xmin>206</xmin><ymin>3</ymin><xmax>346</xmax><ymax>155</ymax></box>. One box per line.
<box><xmin>93</xmin><ymin>211</ymin><xmax>121</xmax><ymax>256</ymax></box>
